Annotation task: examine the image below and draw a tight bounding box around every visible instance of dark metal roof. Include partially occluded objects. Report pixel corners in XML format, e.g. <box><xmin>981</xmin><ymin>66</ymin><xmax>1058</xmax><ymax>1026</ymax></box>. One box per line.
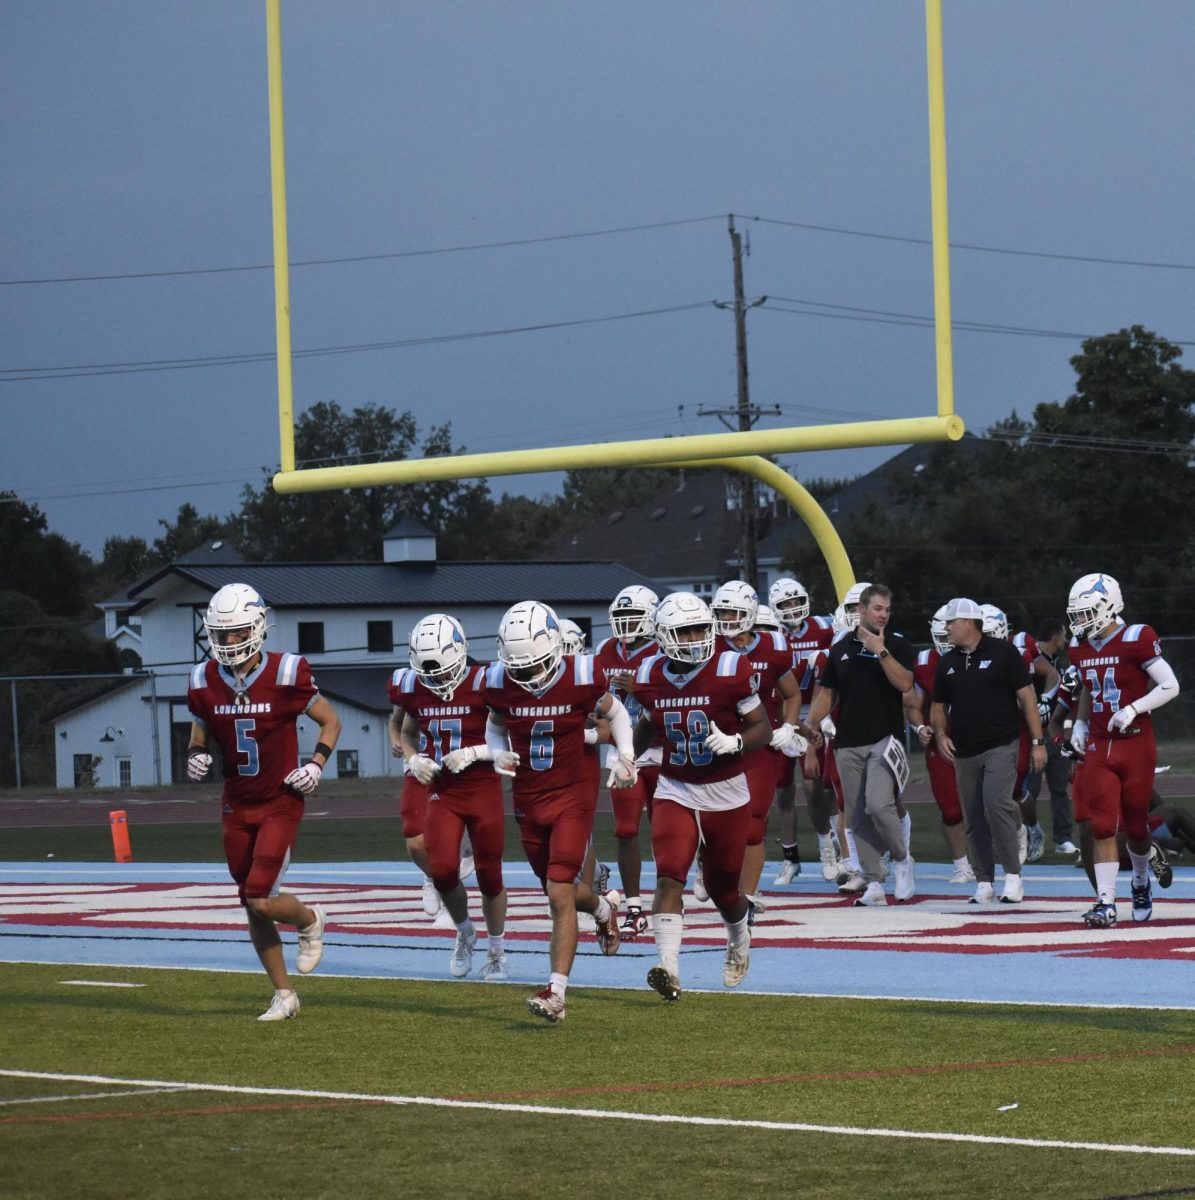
<box><xmin>126</xmin><ymin>560</ymin><xmax>661</xmax><ymax>608</ymax></box>
<box><xmin>310</xmin><ymin>665</ymin><xmax>395</xmax><ymax>714</ymax></box>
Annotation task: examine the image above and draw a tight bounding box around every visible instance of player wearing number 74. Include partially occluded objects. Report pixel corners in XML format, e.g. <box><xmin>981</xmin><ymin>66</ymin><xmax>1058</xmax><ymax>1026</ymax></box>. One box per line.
<box><xmin>186</xmin><ymin>583</ymin><xmax>342</xmax><ymax>1022</ymax></box>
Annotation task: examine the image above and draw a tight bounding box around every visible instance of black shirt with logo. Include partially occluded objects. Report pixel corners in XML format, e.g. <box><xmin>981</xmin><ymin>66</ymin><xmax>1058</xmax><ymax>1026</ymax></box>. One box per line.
<box><xmin>819</xmin><ymin>631</ymin><xmax>916</xmax><ymax>749</ymax></box>
<box><xmin>932</xmin><ymin>634</ymin><xmax>1032</xmax><ymax>757</ymax></box>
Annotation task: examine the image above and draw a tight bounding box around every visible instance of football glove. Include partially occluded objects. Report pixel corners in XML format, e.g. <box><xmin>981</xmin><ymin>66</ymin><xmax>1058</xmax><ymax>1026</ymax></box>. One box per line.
<box><xmin>493</xmin><ymin>750</ymin><xmax>520</xmax><ymax>778</ymax></box>
<box><xmin>1070</xmin><ymin>719</ymin><xmax>1089</xmax><ymax>757</ymax></box>
<box><xmin>607</xmin><ymin>753</ymin><xmax>638</xmax><ymax>790</ymax></box>
<box><xmin>705</xmin><ymin>721</ymin><xmax>743</xmax><ymax>756</ymax></box>
<box><xmin>1108</xmin><ymin>705</ymin><xmax>1139</xmax><ymax>734</ymax></box>
<box><xmin>407</xmin><ymin>753</ymin><xmax>441</xmax><ymax>785</ymax></box>
<box><xmin>186</xmin><ymin>750</ymin><xmax>212</xmax><ymax>782</ymax></box>
<box><xmin>819</xmin><ymin>715</ymin><xmax>837</xmax><ymax>741</ymax></box>
<box><xmin>442</xmin><ymin>745</ymin><xmax>490</xmax><ymax>774</ymax></box>
<box><xmin>583</xmin><ymin>726</ymin><xmax>599</xmax><ymax>746</ymax></box>
<box><xmin>284</xmin><ymin>761</ymin><xmax>322</xmax><ymax>795</ymax></box>
<box><xmin>770</xmin><ymin>722</ymin><xmax>806</xmax><ymax>755</ymax></box>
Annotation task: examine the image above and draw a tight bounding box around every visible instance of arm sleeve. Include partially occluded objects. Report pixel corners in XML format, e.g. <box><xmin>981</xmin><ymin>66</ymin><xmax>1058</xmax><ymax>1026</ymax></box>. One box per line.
<box><xmin>485</xmin><ymin>716</ymin><xmax>511</xmax><ymax>756</ymax></box>
<box><xmin>603</xmin><ymin>695</ymin><xmax>635</xmax><ymax>759</ymax></box>
<box><xmin>1131</xmin><ymin>657</ymin><xmax>1180</xmax><ymax>715</ymax></box>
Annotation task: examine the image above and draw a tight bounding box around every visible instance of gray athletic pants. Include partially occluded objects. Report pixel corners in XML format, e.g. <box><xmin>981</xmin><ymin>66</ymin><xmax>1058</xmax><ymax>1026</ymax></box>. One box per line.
<box><xmin>835</xmin><ymin>742</ymin><xmax>906</xmax><ymax>884</ymax></box>
<box><xmin>1023</xmin><ymin>737</ymin><xmax>1074</xmax><ymax>844</ymax></box>
<box><xmin>952</xmin><ymin>740</ymin><xmax>1020</xmax><ymax>882</ymax></box>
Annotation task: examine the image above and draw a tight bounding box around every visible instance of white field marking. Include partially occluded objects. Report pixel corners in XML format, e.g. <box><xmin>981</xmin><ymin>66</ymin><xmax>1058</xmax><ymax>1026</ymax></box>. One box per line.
<box><xmin>59</xmin><ymin>981</ymin><xmax>147</xmax><ymax>988</ymax></box>
<box><xmin>3</xmin><ymin>957</ymin><xmax>1195</xmax><ymax>1013</ymax></box>
<box><xmin>0</xmin><ymin>1087</ymin><xmax>181</xmax><ymax>1107</ymax></box>
<box><xmin>0</xmin><ymin>1068</ymin><xmax>1191</xmax><ymax>1158</ymax></box>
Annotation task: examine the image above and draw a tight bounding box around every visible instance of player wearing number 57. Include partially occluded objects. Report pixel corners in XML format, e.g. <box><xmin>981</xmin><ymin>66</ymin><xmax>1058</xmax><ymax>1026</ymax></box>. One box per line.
<box><xmin>186</xmin><ymin>583</ymin><xmax>341</xmax><ymax>1022</ymax></box>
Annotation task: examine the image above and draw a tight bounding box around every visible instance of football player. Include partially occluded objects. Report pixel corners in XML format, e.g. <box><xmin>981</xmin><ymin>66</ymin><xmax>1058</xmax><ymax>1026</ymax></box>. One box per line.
<box><xmin>483</xmin><ymin>600</ymin><xmax>637</xmax><ymax>1023</ymax></box>
<box><xmin>632</xmin><ymin>592</ymin><xmax>773</xmax><ymax>1002</ymax></box>
<box><xmin>1066</xmin><ymin>573</ymin><xmax>1180</xmax><ymax>926</ymax></box>
<box><xmin>559</xmin><ymin>619</ymin><xmax>587</xmax><ymax>656</ymax></box>
<box><xmin>981</xmin><ymin>603</ymin><xmax>1031</xmax><ymax>866</ymax></box>
<box><xmin>186</xmin><ymin>583</ymin><xmax>342</xmax><ymax>1021</ymax></box>
<box><xmin>392</xmin><ymin>614</ymin><xmax>509</xmax><ymax>981</ymax></box>
<box><xmin>594</xmin><ymin>585</ymin><xmax>661</xmax><ymax>940</ymax></box>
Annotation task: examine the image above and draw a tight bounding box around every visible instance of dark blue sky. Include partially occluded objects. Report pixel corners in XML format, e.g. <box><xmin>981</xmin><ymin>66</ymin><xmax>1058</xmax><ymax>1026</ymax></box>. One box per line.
<box><xmin>4</xmin><ymin>2</ymin><xmax>1192</xmax><ymax>556</ymax></box>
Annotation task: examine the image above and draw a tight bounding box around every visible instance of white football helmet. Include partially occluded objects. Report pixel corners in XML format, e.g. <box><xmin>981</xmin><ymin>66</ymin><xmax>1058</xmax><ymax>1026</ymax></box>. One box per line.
<box><xmin>204</xmin><ymin>583</ymin><xmax>269</xmax><ymax>667</ymax></box>
<box><xmin>409</xmin><ymin>613</ymin><xmax>469</xmax><ymax>700</ymax></box>
<box><xmin>559</xmin><ymin>618</ymin><xmax>587</xmax><ymax>656</ymax></box>
<box><xmin>754</xmin><ymin>604</ymin><xmax>782</xmax><ymax>632</ymax></box>
<box><xmin>768</xmin><ymin>577</ymin><xmax>810</xmax><ymax>628</ymax></box>
<box><xmin>498</xmin><ymin>600</ymin><xmax>564</xmax><ymax>692</ymax></box>
<box><xmin>831</xmin><ymin>604</ymin><xmax>855</xmax><ymax>637</ymax></box>
<box><xmin>654</xmin><ymin>592</ymin><xmax>716</xmax><ymax>666</ymax></box>
<box><xmin>980</xmin><ymin>603</ymin><xmax>1009</xmax><ymax>641</ymax></box>
<box><xmin>930</xmin><ymin>605</ymin><xmax>951</xmax><ymax>655</ymax></box>
<box><xmin>1067</xmin><ymin>573</ymin><xmax>1124</xmax><ymax>640</ymax></box>
<box><xmin>711</xmin><ymin>580</ymin><xmax>760</xmax><ymax>637</ymax></box>
<box><xmin>843</xmin><ymin>581</ymin><xmax>872</xmax><ymax>613</ymax></box>
<box><xmin>609</xmin><ymin>585</ymin><xmax>658</xmax><ymax>642</ymax></box>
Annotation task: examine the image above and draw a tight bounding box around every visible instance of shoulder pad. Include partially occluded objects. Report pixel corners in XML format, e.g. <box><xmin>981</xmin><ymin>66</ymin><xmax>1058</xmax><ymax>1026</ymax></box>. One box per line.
<box><xmin>716</xmin><ymin>650</ymin><xmax>741</xmax><ymax>677</ymax></box>
<box><xmin>276</xmin><ymin>653</ymin><xmax>302</xmax><ymax>687</ymax></box>
<box><xmin>189</xmin><ymin>662</ymin><xmax>209</xmax><ymax>691</ymax></box>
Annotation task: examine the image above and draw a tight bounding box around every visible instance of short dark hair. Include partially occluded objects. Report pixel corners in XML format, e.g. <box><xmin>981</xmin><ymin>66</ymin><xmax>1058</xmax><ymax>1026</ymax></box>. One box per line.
<box><xmin>1036</xmin><ymin>616</ymin><xmax>1066</xmax><ymax>643</ymax></box>
<box><xmin>859</xmin><ymin>584</ymin><xmax>892</xmax><ymax>607</ymax></box>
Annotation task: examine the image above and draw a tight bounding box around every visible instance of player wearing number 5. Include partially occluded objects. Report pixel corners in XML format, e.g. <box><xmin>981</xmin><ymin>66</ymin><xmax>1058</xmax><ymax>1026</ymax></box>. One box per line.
<box><xmin>1066</xmin><ymin>573</ymin><xmax>1180</xmax><ymax>927</ymax></box>
<box><xmin>186</xmin><ymin>583</ymin><xmax>341</xmax><ymax>1021</ymax></box>
<box><xmin>631</xmin><ymin>592</ymin><xmax>773</xmax><ymax>1003</ymax></box>
<box><xmin>482</xmin><ymin>600</ymin><xmax>639</xmax><ymax>1024</ymax></box>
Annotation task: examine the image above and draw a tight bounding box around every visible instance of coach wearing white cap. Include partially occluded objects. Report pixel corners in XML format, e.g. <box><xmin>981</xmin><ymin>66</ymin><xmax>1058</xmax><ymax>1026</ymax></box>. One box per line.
<box><xmin>930</xmin><ymin>598</ymin><xmax>1047</xmax><ymax>905</ymax></box>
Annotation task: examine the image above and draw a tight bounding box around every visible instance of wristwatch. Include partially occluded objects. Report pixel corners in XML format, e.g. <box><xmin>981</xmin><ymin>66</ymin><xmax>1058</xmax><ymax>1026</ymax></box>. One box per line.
<box><xmin>1030</xmin><ymin>737</ymin><xmax>1046</xmax><ymax>746</ymax></box>
<box><xmin>878</xmin><ymin>648</ymin><xmax>890</xmax><ymax>659</ymax></box>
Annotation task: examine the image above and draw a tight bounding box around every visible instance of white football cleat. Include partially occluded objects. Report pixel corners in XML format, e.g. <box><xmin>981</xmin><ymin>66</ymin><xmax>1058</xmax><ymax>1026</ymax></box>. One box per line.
<box><xmin>773</xmin><ymin>859</ymin><xmax>801</xmax><ymax>886</ymax></box>
<box><xmin>692</xmin><ymin>865</ymin><xmax>709</xmax><ymax>903</ymax></box>
<box><xmin>722</xmin><ymin>942</ymin><xmax>750</xmax><ymax>988</ymax></box>
<box><xmin>296</xmin><ymin>905</ymin><xmax>326</xmax><ymax>975</ymax></box>
<box><xmin>450</xmin><ymin>925</ymin><xmax>477</xmax><ymax>978</ymax></box>
<box><xmin>479</xmin><ymin>952</ymin><xmax>509</xmax><ymax>983</ymax></box>
<box><xmin>258</xmin><ymin>989</ymin><xmax>300</xmax><ymax>1022</ymax></box>
<box><xmin>838</xmin><ymin>871</ymin><xmax>867</xmax><ymax>894</ymax></box>
<box><xmin>459</xmin><ymin>853</ymin><xmax>476</xmax><ymax>882</ymax></box>
<box><xmin>421</xmin><ymin>876</ymin><xmax>442</xmax><ymax>917</ymax></box>
<box><xmin>819</xmin><ymin>843</ymin><xmax>841</xmax><ymax>882</ymax></box>
<box><xmin>892</xmin><ymin>855</ymin><xmax>916</xmax><ymax>903</ymax></box>
<box><xmin>1055</xmin><ymin>840</ymin><xmax>1079</xmax><ymax>855</ymax></box>
<box><xmin>948</xmin><ymin>864</ymin><xmax>976</xmax><ymax>884</ymax></box>
<box><xmin>853</xmin><ymin>882</ymin><xmax>887</xmax><ymax>907</ymax></box>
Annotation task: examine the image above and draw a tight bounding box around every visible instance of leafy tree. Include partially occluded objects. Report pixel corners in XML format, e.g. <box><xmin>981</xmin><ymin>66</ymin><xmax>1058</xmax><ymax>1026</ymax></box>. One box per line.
<box><xmin>152</xmin><ymin>503</ymin><xmax>232</xmax><ymax>563</ymax></box>
<box><xmin>0</xmin><ymin>493</ymin><xmax>92</xmax><ymax>617</ymax></box>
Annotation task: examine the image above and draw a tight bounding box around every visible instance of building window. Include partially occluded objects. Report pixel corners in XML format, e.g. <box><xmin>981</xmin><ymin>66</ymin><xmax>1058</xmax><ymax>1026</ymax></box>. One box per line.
<box><xmin>337</xmin><ymin>749</ymin><xmax>359</xmax><ymax>779</ymax></box>
<box><xmin>73</xmin><ymin>754</ymin><xmax>99</xmax><ymax>788</ymax></box>
<box><xmin>298</xmin><ymin>622</ymin><xmax>325</xmax><ymax>654</ymax></box>
<box><xmin>367</xmin><ymin>620</ymin><xmax>393</xmax><ymax>654</ymax></box>
<box><xmin>117</xmin><ymin>757</ymin><xmax>132</xmax><ymax>788</ymax></box>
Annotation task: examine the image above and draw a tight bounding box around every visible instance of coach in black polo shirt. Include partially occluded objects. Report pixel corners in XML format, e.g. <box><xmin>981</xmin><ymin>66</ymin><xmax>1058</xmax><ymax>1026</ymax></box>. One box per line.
<box><xmin>930</xmin><ymin>597</ymin><xmax>1047</xmax><ymax>906</ymax></box>
<box><xmin>808</xmin><ymin>584</ymin><xmax>917</xmax><ymax>906</ymax></box>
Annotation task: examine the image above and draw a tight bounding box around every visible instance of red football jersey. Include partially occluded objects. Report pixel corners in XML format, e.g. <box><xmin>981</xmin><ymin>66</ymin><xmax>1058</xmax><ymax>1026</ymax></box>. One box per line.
<box><xmin>1012</xmin><ymin>630</ymin><xmax>1039</xmax><ymax>668</ymax></box>
<box><xmin>1068</xmin><ymin>622</ymin><xmax>1164</xmax><ymax>740</ymax></box>
<box><xmin>389</xmin><ymin>665</ymin><xmax>493</xmax><ymax>798</ymax></box>
<box><xmin>788</xmin><ymin>615</ymin><xmax>836</xmax><ymax>709</ymax></box>
<box><xmin>912</xmin><ymin>647</ymin><xmax>938</xmax><ymax>718</ymax></box>
<box><xmin>595</xmin><ymin>635</ymin><xmax>660</xmax><ymax>764</ymax></box>
<box><xmin>187</xmin><ymin>652</ymin><xmax>317</xmax><ymax>804</ymax></box>
<box><xmin>633</xmin><ymin>649</ymin><xmax>762</xmax><ymax>784</ymax></box>
<box><xmin>482</xmin><ymin>654</ymin><xmax>606</xmax><ymax>800</ymax></box>
<box><xmin>722</xmin><ymin>629</ymin><xmax>796</xmax><ymax>725</ymax></box>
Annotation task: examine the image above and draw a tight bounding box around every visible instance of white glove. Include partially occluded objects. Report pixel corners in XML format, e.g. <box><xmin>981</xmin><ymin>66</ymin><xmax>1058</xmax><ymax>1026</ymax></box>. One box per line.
<box><xmin>493</xmin><ymin>750</ymin><xmax>520</xmax><ymax>778</ymax></box>
<box><xmin>607</xmin><ymin>754</ymin><xmax>638</xmax><ymax>790</ymax></box>
<box><xmin>1070</xmin><ymin>719</ymin><xmax>1089</xmax><ymax>756</ymax></box>
<box><xmin>820</xmin><ymin>715</ymin><xmax>837</xmax><ymax>741</ymax></box>
<box><xmin>187</xmin><ymin>751</ymin><xmax>212</xmax><ymax>782</ymax></box>
<box><xmin>407</xmin><ymin>753</ymin><xmax>441</xmax><ymax>785</ymax></box>
<box><xmin>770</xmin><ymin>723</ymin><xmax>807</xmax><ymax>756</ymax></box>
<box><xmin>1108</xmin><ymin>705</ymin><xmax>1138</xmax><ymax>733</ymax></box>
<box><xmin>284</xmin><ymin>761</ymin><xmax>322</xmax><ymax>795</ymax></box>
<box><xmin>442</xmin><ymin>745</ymin><xmax>490</xmax><ymax>774</ymax></box>
<box><xmin>583</xmin><ymin>726</ymin><xmax>599</xmax><ymax>746</ymax></box>
<box><xmin>705</xmin><ymin>721</ymin><xmax>743</xmax><ymax>756</ymax></box>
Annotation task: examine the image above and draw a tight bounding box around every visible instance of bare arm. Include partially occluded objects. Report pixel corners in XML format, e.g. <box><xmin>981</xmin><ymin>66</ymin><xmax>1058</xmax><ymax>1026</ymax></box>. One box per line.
<box><xmin>306</xmin><ymin>695</ymin><xmax>341</xmax><ymax>767</ymax></box>
<box><xmin>930</xmin><ymin>700</ymin><xmax>955</xmax><ymax>763</ymax></box>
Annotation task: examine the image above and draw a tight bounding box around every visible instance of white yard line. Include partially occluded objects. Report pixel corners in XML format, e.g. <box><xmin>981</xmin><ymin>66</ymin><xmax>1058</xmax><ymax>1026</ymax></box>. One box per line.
<box><xmin>0</xmin><ymin>1068</ymin><xmax>1191</xmax><ymax>1158</ymax></box>
<box><xmin>0</xmin><ymin>1087</ymin><xmax>183</xmax><ymax>1107</ymax></box>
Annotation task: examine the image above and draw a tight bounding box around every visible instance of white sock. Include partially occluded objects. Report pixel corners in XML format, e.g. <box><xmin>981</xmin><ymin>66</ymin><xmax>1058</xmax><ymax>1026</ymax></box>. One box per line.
<box><xmin>724</xmin><ymin>913</ymin><xmax>750</xmax><ymax>952</ymax></box>
<box><xmin>653</xmin><ymin>912</ymin><xmax>683</xmax><ymax>973</ymax></box>
<box><xmin>487</xmin><ymin>933</ymin><xmax>504</xmax><ymax>957</ymax></box>
<box><xmin>626</xmin><ymin>895</ymin><xmax>643</xmax><ymax>910</ymax></box>
<box><xmin>1094</xmin><ymin>861</ymin><xmax>1119</xmax><ymax>905</ymax></box>
<box><xmin>549</xmin><ymin>971</ymin><xmax>568</xmax><ymax>998</ymax></box>
<box><xmin>952</xmin><ymin>856</ymin><xmax>970</xmax><ymax>873</ymax></box>
<box><xmin>900</xmin><ymin>811</ymin><xmax>912</xmax><ymax>856</ymax></box>
<box><xmin>816</xmin><ymin>832</ymin><xmax>832</xmax><ymax>852</ymax></box>
<box><xmin>455</xmin><ymin>917</ymin><xmax>475</xmax><ymax>936</ymax></box>
<box><xmin>844</xmin><ymin>826</ymin><xmax>859</xmax><ymax>867</ymax></box>
<box><xmin>1128</xmin><ymin>850</ymin><xmax>1151</xmax><ymax>888</ymax></box>
<box><xmin>593</xmin><ymin>896</ymin><xmax>612</xmax><ymax>924</ymax></box>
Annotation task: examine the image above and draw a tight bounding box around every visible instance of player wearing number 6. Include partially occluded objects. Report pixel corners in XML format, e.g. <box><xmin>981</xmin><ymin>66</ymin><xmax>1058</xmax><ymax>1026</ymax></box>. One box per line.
<box><xmin>483</xmin><ymin>600</ymin><xmax>638</xmax><ymax>1024</ymax></box>
<box><xmin>631</xmin><ymin>592</ymin><xmax>773</xmax><ymax>1002</ymax></box>
<box><xmin>1066</xmin><ymin>573</ymin><xmax>1180</xmax><ymax>927</ymax></box>
<box><xmin>186</xmin><ymin>583</ymin><xmax>342</xmax><ymax>1021</ymax></box>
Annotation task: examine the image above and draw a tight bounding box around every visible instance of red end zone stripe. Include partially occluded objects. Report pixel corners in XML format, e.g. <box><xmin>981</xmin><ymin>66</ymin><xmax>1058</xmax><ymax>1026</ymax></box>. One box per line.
<box><xmin>0</xmin><ymin>1099</ymin><xmax>384</xmax><ymax>1126</ymax></box>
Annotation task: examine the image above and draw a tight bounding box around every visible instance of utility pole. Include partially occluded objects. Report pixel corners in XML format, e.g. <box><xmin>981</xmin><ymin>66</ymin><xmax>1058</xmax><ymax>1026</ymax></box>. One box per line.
<box><xmin>702</xmin><ymin>215</ymin><xmax>776</xmax><ymax>588</ymax></box>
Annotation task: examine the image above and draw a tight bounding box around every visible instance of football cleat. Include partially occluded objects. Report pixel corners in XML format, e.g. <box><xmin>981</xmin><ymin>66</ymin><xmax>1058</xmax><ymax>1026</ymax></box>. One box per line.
<box><xmin>853</xmin><ymin>882</ymin><xmax>887</xmax><ymax>907</ymax></box>
<box><xmin>1026</xmin><ymin>826</ymin><xmax>1045</xmax><ymax>863</ymax></box>
<box><xmin>722</xmin><ymin>943</ymin><xmax>750</xmax><ymax>988</ymax></box>
<box><xmin>1149</xmin><ymin>844</ymin><xmax>1173</xmax><ymax>889</ymax></box>
<box><xmin>819</xmin><ymin>843</ymin><xmax>840</xmax><ymax>882</ymax></box>
<box><xmin>421</xmin><ymin>876</ymin><xmax>442</xmax><ymax>917</ymax></box>
<box><xmin>1055</xmin><ymin>840</ymin><xmax>1080</xmax><ymax>855</ymax></box>
<box><xmin>948</xmin><ymin>864</ymin><xmax>976</xmax><ymax>884</ymax></box>
<box><xmin>526</xmin><ymin>987</ymin><xmax>566</xmax><ymax>1023</ymax></box>
<box><xmin>647</xmin><ymin>964</ymin><xmax>682</xmax><ymax>1002</ymax></box>
<box><xmin>1082</xmin><ymin>901</ymin><xmax>1117</xmax><ymax>929</ymax></box>
<box><xmin>593</xmin><ymin>860</ymin><xmax>611</xmax><ymax>896</ymax></box>
<box><xmin>257</xmin><ymin>989</ymin><xmax>300</xmax><ymax>1022</ymax></box>
<box><xmin>594</xmin><ymin>895</ymin><xmax>622</xmax><ymax>955</ymax></box>
<box><xmin>773</xmin><ymin>859</ymin><xmax>801</xmax><ymax>886</ymax></box>
<box><xmin>1131</xmin><ymin>880</ymin><xmax>1153</xmax><ymax>923</ymax></box>
<box><xmin>969</xmin><ymin>882</ymin><xmax>995</xmax><ymax>905</ymax></box>
<box><xmin>459</xmin><ymin>853</ymin><xmax>476</xmax><ymax>883</ymax></box>
<box><xmin>1000</xmin><ymin>874</ymin><xmax>1024</xmax><ymax>904</ymax></box>
<box><xmin>479</xmin><ymin>952</ymin><xmax>509</xmax><ymax>983</ymax></box>
<box><xmin>692</xmin><ymin>865</ymin><xmax>709</xmax><ymax>903</ymax></box>
<box><xmin>838</xmin><ymin>871</ymin><xmax>867</xmax><ymax>894</ymax></box>
<box><xmin>619</xmin><ymin>906</ymin><xmax>649</xmax><ymax>940</ymax></box>
<box><xmin>450</xmin><ymin>925</ymin><xmax>477</xmax><ymax>977</ymax></box>
<box><xmin>296</xmin><ymin>905</ymin><xmax>326</xmax><ymax>975</ymax></box>
<box><xmin>892</xmin><ymin>855</ymin><xmax>916</xmax><ymax>903</ymax></box>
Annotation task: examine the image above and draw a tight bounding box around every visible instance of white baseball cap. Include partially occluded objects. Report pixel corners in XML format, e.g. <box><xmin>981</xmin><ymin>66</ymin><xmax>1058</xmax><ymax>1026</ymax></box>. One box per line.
<box><xmin>942</xmin><ymin>597</ymin><xmax>984</xmax><ymax>621</ymax></box>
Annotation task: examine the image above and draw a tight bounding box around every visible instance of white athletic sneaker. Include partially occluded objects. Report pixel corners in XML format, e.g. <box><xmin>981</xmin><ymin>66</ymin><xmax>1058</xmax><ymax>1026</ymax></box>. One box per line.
<box><xmin>892</xmin><ymin>855</ymin><xmax>916</xmax><ymax>903</ymax></box>
<box><xmin>838</xmin><ymin>870</ymin><xmax>867</xmax><ymax>894</ymax></box>
<box><xmin>296</xmin><ymin>905</ymin><xmax>326</xmax><ymax>974</ymax></box>
<box><xmin>722</xmin><ymin>942</ymin><xmax>750</xmax><ymax>988</ymax></box>
<box><xmin>450</xmin><ymin>925</ymin><xmax>477</xmax><ymax>978</ymax></box>
<box><xmin>853</xmin><ymin>882</ymin><xmax>887</xmax><ymax>907</ymax></box>
<box><xmin>773</xmin><ymin>859</ymin><xmax>801</xmax><ymax>886</ymax></box>
<box><xmin>692</xmin><ymin>865</ymin><xmax>709</xmax><ymax>903</ymax></box>
<box><xmin>459</xmin><ymin>853</ymin><xmax>476</xmax><ymax>882</ymax></box>
<box><xmin>819</xmin><ymin>842</ymin><xmax>841</xmax><ymax>882</ymax></box>
<box><xmin>479</xmin><ymin>952</ymin><xmax>509</xmax><ymax>983</ymax></box>
<box><xmin>1000</xmin><ymin>874</ymin><xmax>1024</xmax><ymax>904</ymax></box>
<box><xmin>1055</xmin><ymin>840</ymin><xmax>1079</xmax><ymax>855</ymax></box>
<box><xmin>1017</xmin><ymin>825</ymin><xmax>1028</xmax><ymax>865</ymax></box>
<box><xmin>948</xmin><ymin>863</ymin><xmax>976</xmax><ymax>884</ymax></box>
<box><xmin>422</xmin><ymin>876</ymin><xmax>442</xmax><ymax>917</ymax></box>
<box><xmin>433</xmin><ymin>907</ymin><xmax>455</xmax><ymax>930</ymax></box>
<box><xmin>746</xmin><ymin>893</ymin><xmax>766</xmax><ymax>915</ymax></box>
<box><xmin>970</xmin><ymin>882</ymin><xmax>995</xmax><ymax>905</ymax></box>
<box><xmin>257</xmin><ymin>989</ymin><xmax>300</xmax><ymax>1022</ymax></box>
